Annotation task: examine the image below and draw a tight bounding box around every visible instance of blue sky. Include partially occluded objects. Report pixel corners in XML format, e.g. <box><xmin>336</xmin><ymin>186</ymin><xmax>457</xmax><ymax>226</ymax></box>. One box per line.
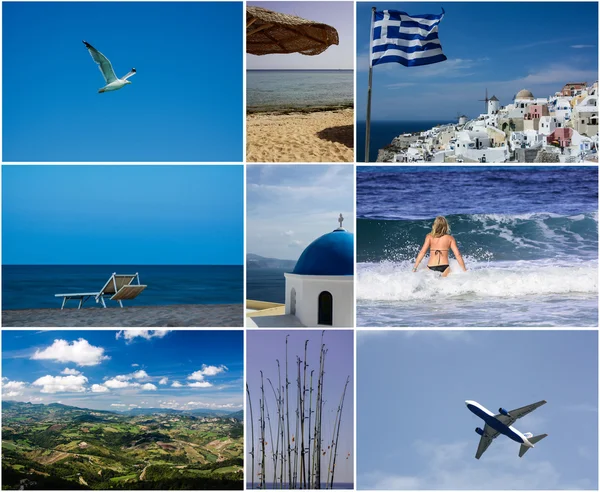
<box><xmin>3</xmin><ymin>2</ymin><xmax>243</xmax><ymax>161</ymax></box>
<box><xmin>357</xmin><ymin>330</ymin><xmax>598</xmax><ymax>489</ymax></box>
<box><xmin>246</xmin><ymin>330</ymin><xmax>354</xmax><ymax>484</ymax></box>
<box><xmin>357</xmin><ymin>1</ymin><xmax>599</xmax><ymax>121</ymax></box>
<box><xmin>1</xmin><ymin>330</ymin><xmax>243</xmax><ymax>412</ymax></box>
<box><xmin>246</xmin><ymin>165</ymin><xmax>354</xmax><ymax>260</ymax></box>
<box><xmin>247</xmin><ymin>1</ymin><xmax>354</xmax><ymax>69</ymax></box>
<box><xmin>2</xmin><ymin>165</ymin><xmax>243</xmax><ymax>265</ymax></box>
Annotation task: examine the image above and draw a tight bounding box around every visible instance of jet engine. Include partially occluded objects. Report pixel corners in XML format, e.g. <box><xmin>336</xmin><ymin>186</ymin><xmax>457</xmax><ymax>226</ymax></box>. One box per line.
<box><xmin>498</xmin><ymin>407</ymin><xmax>511</xmax><ymax>417</ymax></box>
<box><xmin>475</xmin><ymin>427</ymin><xmax>484</xmax><ymax>436</ymax></box>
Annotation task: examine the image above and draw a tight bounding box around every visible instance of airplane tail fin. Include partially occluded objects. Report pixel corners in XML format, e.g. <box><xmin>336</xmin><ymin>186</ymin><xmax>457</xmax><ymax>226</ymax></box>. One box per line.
<box><xmin>519</xmin><ymin>434</ymin><xmax>548</xmax><ymax>457</ymax></box>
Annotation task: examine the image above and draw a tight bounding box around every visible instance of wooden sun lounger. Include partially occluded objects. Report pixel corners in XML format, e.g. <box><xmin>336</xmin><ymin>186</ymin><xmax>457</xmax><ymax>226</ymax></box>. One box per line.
<box><xmin>55</xmin><ymin>273</ymin><xmax>147</xmax><ymax>309</ymax></box>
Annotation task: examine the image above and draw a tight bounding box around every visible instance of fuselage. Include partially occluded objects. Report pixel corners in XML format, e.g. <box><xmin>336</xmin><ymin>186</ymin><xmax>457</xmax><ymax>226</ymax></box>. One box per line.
<box><xmin>465</xmin><ymin>400</ymin><xmax>533</xmax><ymax>448</ymax></box>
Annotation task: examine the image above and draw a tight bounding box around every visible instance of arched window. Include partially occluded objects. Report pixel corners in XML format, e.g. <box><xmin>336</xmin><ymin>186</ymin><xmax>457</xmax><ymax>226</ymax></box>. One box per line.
<box><xmin>318</xmin><ymin>291</ymin><xmax>333</xmax><ymax>326</ymax></box>
<box><xmin>290</xmin><ymin>288</ymin><xmax>296</xmax><ymax>315</ymax></box>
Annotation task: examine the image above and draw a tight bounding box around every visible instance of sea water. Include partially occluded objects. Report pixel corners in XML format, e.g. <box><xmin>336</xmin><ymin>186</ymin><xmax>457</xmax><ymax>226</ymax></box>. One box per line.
<box><xmin>246</xmin><ymin>267</ymin><xmax>287</xmax><ymax>304</ymax></box>
<box><xmin>356</xmin><ymin>166</ymin><xmax>598</xmax><ymax>327</ymax></box>
<box><xmin>247</xmin><ymin>70</ymin><xmax>353</xmax><ymax>111</ymax></box>
<box><xmin>356</xmin><ymin>120</ymin><xmax>452</xmax><ymax>163</ymax></box>
<box><xmin>2</xmin><ymin>265</ymin><xmax>243</xmax><ymax>310</ymax></box>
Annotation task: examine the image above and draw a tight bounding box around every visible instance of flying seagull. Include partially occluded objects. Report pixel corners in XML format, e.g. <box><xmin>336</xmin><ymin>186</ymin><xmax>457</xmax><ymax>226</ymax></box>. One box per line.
<box><xmin>82</xmin><ymin>40</ymin><xmax>136</xmax><ymax>93</ymax></box>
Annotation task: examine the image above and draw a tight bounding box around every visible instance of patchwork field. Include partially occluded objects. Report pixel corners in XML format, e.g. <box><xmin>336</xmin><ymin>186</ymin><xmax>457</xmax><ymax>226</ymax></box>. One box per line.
<box><xmin>2</xmin><ymin>401</ymin><xmax>243</xmax><ymax>490</ymax></box>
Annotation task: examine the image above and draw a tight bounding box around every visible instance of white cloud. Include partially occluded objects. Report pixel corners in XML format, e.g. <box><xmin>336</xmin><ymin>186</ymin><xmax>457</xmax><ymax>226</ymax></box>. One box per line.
<box><xmin>31</xmin><ymin>339</ymin><xmax>109</xmax><ymax>366</ymax></box>
<box><xmin>159</xmin><ymin>377</ymin><xmax>168</xmax><ymax>385</ymax></box>
<box><xmin>360</xmin><ymin>439</ymin><xmax>566</xmax><ymax>489</ymax></box>
<box><xmin>159</xmin><ymin>400</ymin><xmax>181</xmax><ymax>409</ymax></box>
<box><xmin>116</xmin><ymin>330</ymin><xmax>171</xmax><ymax>342</ymax></box>
<box><xmin>188</xmin><ymin>364</ymin><xmax>228</xmax><ymax>381</ymax></box>
<box><xmin>186</xmin><ymin>401</ymin><xmax>241</xmax><ymax>409</ymax></box>
<box><xmin>31</xmin><ymin>375</ymin><xmax>88</xmax><ymax>394</ymax></box>
<box><xmin>61</xmin><ymin>368</ymin><xmax>82</xmax><ymax>375</ymax></box>
<box><xmin>111</xmin><ymin>403</ymin><xmax>127</xmax><ymax>407</ymax></box>
<box><xmin>131</xmin><ymin>363</ymin><xmax>139</xmax><ymax>367</ymax></box>
<box><xmin>188</xmin><ymin>381</ymin><xmax>213</xmax><ymax>388</ymax></box>
<box><xmin>91</xmin><ymin>384</ymin><xmax>109</xmax><ymax>393</ymax></box>
<box><xmin>4</xmin><ymin>391</ymin><xmax>22</xmax><ymax>398</ymax></box>
<box><xmin>104</xmin><ymin>378</ymin><xmax>140</xmax><ymax>389</ymax></box>
<box><xmin>171</xmin><ymin>381</ymin><xmax>183</xmax><ymax>388</ymax></box>
<box><xmin>141</xmin><ymin>383</ymin><xmax>157</xmax><ymax>391</ymax></box>
<box><xmin>2</xmin><ymin>380</ymin><xmax>26</xmax><ymax>390</ymax></box>
<box><xmin>571</xmin><ymin>44</ymin><xmax>595</xmax><ymax>49</ymax></box>
<box><xmin>131</xmin><ymin>370</ymin><xmax>149</xmax><ymax>380</ymax></box>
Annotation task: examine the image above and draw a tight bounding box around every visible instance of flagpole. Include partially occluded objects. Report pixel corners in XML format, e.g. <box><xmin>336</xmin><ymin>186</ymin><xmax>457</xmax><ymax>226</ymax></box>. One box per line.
<box><xmin>365</xmin><ymin>6</ymin><xmax>376</xmax><ymax>163</ymax></box>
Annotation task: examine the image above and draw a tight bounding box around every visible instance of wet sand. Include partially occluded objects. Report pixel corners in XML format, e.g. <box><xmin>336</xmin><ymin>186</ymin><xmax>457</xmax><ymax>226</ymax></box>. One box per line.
<box><xmin>2</xmin><ymin>304</ymin><xmax>243</xmax><ymax>327</ymax></box>
<box><xmin>246</xmin><ymin>108</ymin><xmax>354</xmax><ymax>162</ymax></box>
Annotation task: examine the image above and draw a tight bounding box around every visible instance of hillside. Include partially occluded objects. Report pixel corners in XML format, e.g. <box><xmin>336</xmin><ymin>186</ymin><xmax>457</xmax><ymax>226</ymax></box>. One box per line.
<box><xmin>246</xmin><ymin>253</ymin><xmax>296</xmax><ymax>270</ymax></box>
<box><xmin>2</xmin><ymin>401</ymin><xmax>243</xmax><ymax>490</ymax></box>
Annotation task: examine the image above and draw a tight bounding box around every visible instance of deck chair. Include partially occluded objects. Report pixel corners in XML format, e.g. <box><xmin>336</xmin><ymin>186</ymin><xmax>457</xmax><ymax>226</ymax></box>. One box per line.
<box><xmin>55</xmin><ymin>273</ymin><xmax>147</xmax><ymax>309</ymax></box>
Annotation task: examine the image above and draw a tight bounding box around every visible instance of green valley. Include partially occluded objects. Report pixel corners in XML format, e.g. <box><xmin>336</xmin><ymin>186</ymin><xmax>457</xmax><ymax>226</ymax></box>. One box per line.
<box><xmin>1</xmin><ymin>401</ymin><xmax>243</xmax><ymax>490</ymax></box>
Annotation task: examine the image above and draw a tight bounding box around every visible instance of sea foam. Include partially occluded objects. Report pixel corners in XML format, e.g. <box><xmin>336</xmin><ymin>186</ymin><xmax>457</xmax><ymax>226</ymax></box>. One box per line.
<box><xmin>357</xmin><ymin>259</ymin><xmax>598</xmax><ymax>302</ymax></box>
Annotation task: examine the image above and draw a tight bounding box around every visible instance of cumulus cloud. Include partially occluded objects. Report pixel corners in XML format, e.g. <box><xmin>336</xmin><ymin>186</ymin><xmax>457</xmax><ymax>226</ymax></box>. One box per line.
<box><xmin>91</xmin><ymin>384</ymin><xmax>109</xmax><ymax>393</ymax></box>
<box><xmin>188</xmin><ymin>364</ymin><xmax>228</xmax><ymax>381</ymax></box>
<box><xmin>102</xmin><ymin>370</ymin><xmax>150</xmax><ymax>390</ymax></box>
<box><xmin>171</xmin><ymin>381</ymin><xmax>183</xmax><ymax>388</ymax></box>
<box><xmin>186</xmin><ymin>401</ymin><xmax>242</xmax><ymax>409</ymax></box>
<box><xmin>2</xmin><ymin>380</ymin><xmax>26</xmax><ymax>390</ymax></box>
<box><xmin>116</xmin><ymin>330</ymin><xmax>171</xmax><ymax>342</ymax></box>
<box><xmin>4</xmin><ymin>391</ymin><xmax>22</xmax><ymax>398</ymax></box>
<box><xmin>32</xmin><ymin>375</ymin><xmax>88</xmax><ymax>394</ymax></box>
<box><xmin>360</xmin><ymin>439</ymin><xmax>568</xmax><ymax>489</ymax></box>
<box><xmin>188</xmin><ymin>382</ymin><xmax>213</xmax><ymax>388</ymax></box>
<box><xmin>104</xmin><ymin>378</ymin><xmax>139</xmax><ymax>389</ymax></box>
<box><xmin>31</xmin><ymin>339</ymin><xmax>109</xmax><ymax>366</ymax></box>
<box><xmin>141</xmin><ymin>383</ymin><xmax>157</xmax><ymax>391</ymax></box>
<box><xmin>131</xmin><ymin>370</ymin><xmax>149</xmax><ymax>380</ymax></box>
<box><xmin>61</xmin><ymin>368</ymin><xmax>82</xmax><ymax>375</ymax></box>
<box><xmin>159</xmin><ymin>377</ymin><xmax>168</xmax><ymax>385</ymax></box>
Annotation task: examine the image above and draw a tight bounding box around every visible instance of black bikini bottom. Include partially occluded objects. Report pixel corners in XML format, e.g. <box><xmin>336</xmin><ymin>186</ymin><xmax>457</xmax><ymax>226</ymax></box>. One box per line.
<box><xmin>428</xmin><ymin>265</ymin><xmax>450</xmax><ymax>273</ymax></box>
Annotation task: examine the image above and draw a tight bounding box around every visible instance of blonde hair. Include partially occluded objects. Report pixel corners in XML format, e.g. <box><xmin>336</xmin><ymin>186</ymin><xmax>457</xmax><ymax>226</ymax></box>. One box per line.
<box><xmin>430</xmin><ymin>216</ymin><xmax>449</xmax><ymax>238</ymax></box>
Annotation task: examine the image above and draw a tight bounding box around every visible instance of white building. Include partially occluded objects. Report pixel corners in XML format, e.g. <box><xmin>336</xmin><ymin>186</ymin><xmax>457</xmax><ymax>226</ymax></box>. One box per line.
<box><xmin>283</xmin><ymin>216</ymin><xmax>353</xmax><ymax>327</ymax></box>
<box><xmin>488</xmin><ymin>95</ymin><xmax>500</xmax><ymax>115</ymax></box>
<box><xmin>572</xmin><ymin>95</ymin><xmax>598</xmax><ymax>137</ymax></box>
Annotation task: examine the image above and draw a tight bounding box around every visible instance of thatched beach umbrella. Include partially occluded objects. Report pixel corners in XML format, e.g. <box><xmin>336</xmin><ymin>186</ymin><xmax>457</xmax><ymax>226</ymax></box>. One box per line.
<box><xmin>246</xmin><ymin>6</ymin><xmax>339</xmax><ymax>56</ymax></box>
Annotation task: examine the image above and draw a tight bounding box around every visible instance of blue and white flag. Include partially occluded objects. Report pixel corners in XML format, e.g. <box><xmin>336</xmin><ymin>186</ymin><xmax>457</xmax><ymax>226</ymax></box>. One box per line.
<box><xmin>371</xmin><ymin>9</ymin><xmax>447</xmax><ymax>67</ymax></box>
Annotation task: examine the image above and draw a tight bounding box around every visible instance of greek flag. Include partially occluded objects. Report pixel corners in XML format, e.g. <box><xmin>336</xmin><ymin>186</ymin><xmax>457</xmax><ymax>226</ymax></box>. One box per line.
<box><xmin>371</xmin><ymin>9</ymin><xmax>447</xmax><ymax>67</ymax></box>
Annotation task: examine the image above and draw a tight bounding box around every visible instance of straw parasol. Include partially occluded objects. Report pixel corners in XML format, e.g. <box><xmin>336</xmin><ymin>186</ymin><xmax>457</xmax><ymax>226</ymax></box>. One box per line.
<box><xmin>246</xmin><ymin>6</ymin><xmax>339</xmax><ymax>56</ymax></box>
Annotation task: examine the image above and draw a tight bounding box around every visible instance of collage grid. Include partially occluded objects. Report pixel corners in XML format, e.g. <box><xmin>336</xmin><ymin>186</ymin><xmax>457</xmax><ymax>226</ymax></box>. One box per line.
<box><xmin>1</xmin><ymin>0</ymin><xmax>599</xmax><ymax>491</ymax></box>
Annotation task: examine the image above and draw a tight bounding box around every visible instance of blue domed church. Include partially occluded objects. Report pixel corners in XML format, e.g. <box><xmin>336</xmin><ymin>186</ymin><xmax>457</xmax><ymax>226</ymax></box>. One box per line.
<box><xmin>284</xmin><ymin>214</ymin><xmax>354</xmax><ymax>327</ymax></box>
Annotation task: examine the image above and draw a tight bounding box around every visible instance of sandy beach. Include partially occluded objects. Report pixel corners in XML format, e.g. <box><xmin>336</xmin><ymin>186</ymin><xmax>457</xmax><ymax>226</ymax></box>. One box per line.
<box><xmin>247</xmin><ymin>108</ymin><xmax>354</xmax><ymax>162</ymax></box>
<box><xmin>2</xmin><ymin>304</ymin><xmax>243</xmax><ymax>327</ymax></box>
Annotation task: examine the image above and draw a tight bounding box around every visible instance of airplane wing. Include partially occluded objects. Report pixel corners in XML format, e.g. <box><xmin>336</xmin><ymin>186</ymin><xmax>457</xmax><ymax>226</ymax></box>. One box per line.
<box><xmin>494</xmin><ymin>400</ymin><xmax>547</xmax><ymax>427</ymax></box>
<box><xmin>475</xmin><ymin>424</ymin><xmax>500</xmax><ymax>459</ymax></box>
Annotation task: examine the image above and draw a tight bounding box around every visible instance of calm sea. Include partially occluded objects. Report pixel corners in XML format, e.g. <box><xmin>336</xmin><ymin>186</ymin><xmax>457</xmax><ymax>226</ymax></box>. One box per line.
<box><xmin>356</xmin><ymin>120</ymin><xmax>452</xmax><ymax>162</ymax></box>
<box><xmin>357</xmin><ymin>167</ymin><xmax>598</xmax><ymax>327</ymax></box>
<box><xmin>2</xmin><ymin>265</ymin><xmax>243</xmax><ymax>310</ymax></box>
<box><xmin>246</xmin><ymin>268</ymin><xmax>287</xmax><ymax>304</ymax></box>
<box><xmin>247</xmin><ymin>70</ymin><xmax>353</xmax><ymax>111</ymax></box>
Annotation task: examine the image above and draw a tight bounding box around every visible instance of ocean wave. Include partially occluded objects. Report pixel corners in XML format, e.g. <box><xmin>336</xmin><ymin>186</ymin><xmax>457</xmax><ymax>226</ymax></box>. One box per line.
<box><xmin>357</xmin><ymin>260</ymin><xmax>598</xmax><ymax>302</ymax></box>
<box><xmin>357</xmin><ymin>212</ymin><xmax>598</xmax><ymax>263</ymax></box>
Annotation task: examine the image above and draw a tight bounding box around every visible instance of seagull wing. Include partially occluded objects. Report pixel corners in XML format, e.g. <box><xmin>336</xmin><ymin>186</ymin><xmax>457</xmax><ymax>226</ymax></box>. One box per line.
<box><xmin>122</xmin><ymin>68</ymin><xmax>137</xmax><ymax>80</ymax></box>
<box><xmin>83</xmin><ymin>41</ymin><xmax>117</xmax><ymax>84</ymax></box>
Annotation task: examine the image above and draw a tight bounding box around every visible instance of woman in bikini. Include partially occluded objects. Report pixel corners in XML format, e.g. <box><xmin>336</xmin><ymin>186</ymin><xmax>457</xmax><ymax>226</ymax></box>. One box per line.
<box><xmin>412</xmin><ymin>216</ymin><xmax>467</xmax><ymax>277</ymax></box>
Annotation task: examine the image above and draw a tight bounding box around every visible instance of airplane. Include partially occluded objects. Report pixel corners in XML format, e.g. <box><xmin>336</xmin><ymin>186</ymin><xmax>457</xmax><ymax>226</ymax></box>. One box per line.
<box><xmin>465</xmin><ymin>399</ymin><xmax>548</xmax><ymax>459</ymax></box>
